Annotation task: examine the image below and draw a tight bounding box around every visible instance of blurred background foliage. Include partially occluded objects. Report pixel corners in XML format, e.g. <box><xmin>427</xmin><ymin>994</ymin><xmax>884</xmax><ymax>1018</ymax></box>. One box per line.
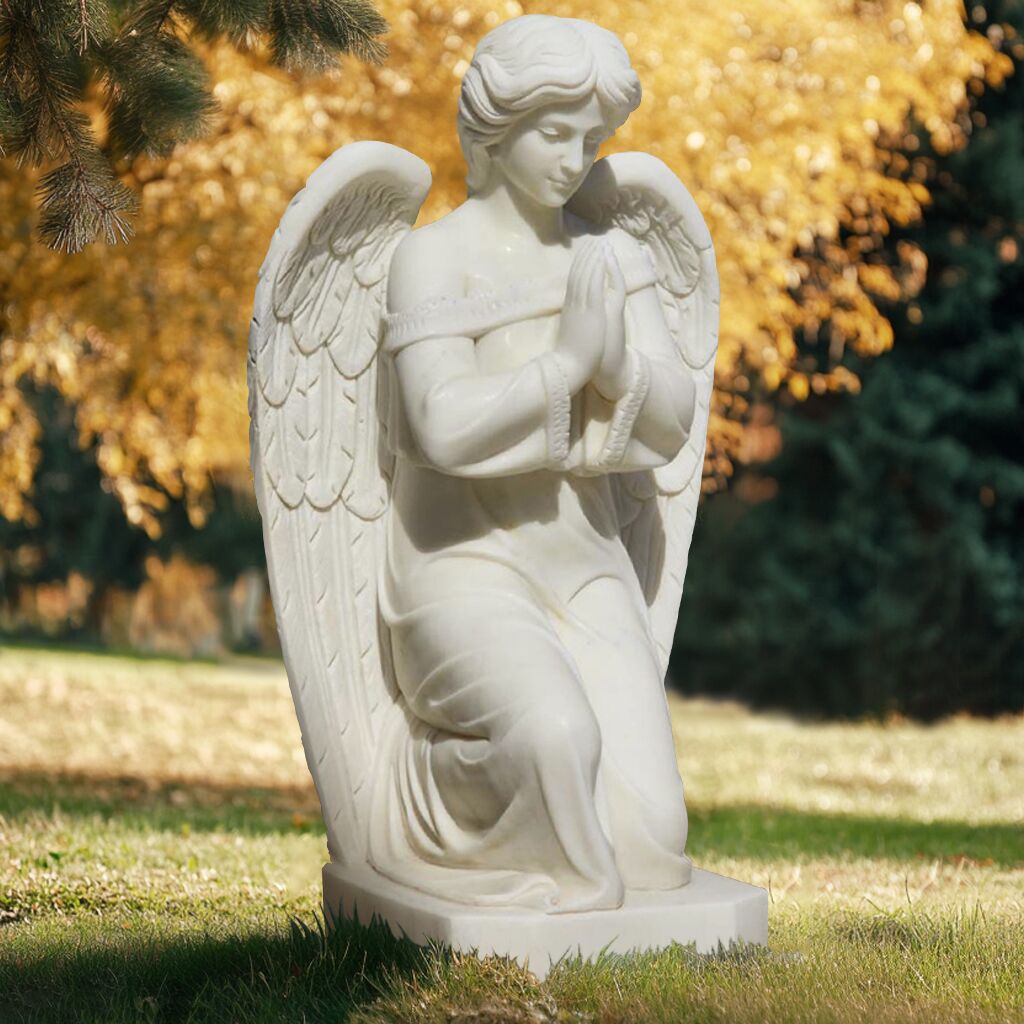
<box><xmin>676</xmin><ymin>0</ymin><xmax>1024</xmax><ymax>720</ymax></box>
<box><xmin>0</xmin><ymin>0</ymin><xmax>1021</xmax><ymax>718</ymax></box>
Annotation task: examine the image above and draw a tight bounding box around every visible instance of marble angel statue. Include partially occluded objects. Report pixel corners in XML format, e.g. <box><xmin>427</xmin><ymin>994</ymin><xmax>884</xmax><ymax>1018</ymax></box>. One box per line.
<box><xmin>249</xmin><ymin>15</ymin><xmax>725</xmax><ymax>927</ymax></box>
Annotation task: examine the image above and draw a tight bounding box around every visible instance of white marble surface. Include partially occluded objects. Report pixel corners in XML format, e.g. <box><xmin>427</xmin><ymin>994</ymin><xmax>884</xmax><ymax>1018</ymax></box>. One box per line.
<box><xmin>251</xmin><ymin>12</ymin><xmax>763</xmax><ymax>963</ymax></box>
<box><xmin>324</xmin><ymin>863</ymin><xmax>768</xmax><ymax>979</ymax></box>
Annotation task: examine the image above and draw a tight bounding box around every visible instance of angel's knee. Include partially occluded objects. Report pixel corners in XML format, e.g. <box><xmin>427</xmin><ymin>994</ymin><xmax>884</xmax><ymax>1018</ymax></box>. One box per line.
<box><xmin>509</xmin><ymin>690</ymin><xmax>602</xmax><ymax>776</ymax></box>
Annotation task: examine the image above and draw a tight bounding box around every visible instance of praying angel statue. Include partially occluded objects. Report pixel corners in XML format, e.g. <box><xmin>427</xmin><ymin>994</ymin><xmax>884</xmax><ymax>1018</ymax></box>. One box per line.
<box><xmin>250</xmin><ymin>14</ymin><xmax>765</xmax><ymax>970</ymax></box>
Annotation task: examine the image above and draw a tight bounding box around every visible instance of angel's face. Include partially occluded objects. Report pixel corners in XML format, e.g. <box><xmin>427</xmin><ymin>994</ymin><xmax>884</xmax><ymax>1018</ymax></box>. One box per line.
<box><xmin>491</xmin><ymin>94</ymin><xmax>609</xmax><ymax>209</ymax></box>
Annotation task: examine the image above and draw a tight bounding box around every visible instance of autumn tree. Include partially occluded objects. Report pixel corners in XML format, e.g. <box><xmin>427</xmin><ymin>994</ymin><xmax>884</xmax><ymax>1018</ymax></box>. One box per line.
<box><xmin>0</xmin><ymin>2</ymin><xmax>1012</xmax><ymax>593</ymax></box>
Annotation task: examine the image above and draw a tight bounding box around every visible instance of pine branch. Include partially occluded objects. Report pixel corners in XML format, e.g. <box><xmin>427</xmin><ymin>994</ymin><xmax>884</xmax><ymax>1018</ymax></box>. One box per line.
<box><xmin>0</xmin><ymin>0</ymin><xmax>130</xmax><ymax>251</ymax></box>
<box><xmin>0</xmin><ymin>88</ymin><xmax>21</xmax><ymax>156</ymax></box>
<box><xmin>267</xmin><ymin>0</ymin><xmax>386</xmax><ymax>72</ymax></box>
<box><xmin>317</xmin><ymin>0</ymin><xmax>388</xmax><ymax>65</ymax></box>
<box><xmin>1</xmin><ymin>0</ymin><xmax>389</xmax><ymax>251</ymax></box>
<box><xmin>74</xmin><ymin>0</ymin><xmax>112</xmax><ymax>53</ymax></box>
<box><xmin>176</xmin><ymin>0</ymin><xmax>268</xmax><ymax>48</ymax></box>
<box><xmin>5</xmin><ymin>25</ymin><xmax>87</xmax><ymax>166</ymax></box>
<box><xmin>100</xmin><ymin>30</ymin><xmax>217</xmax><ymax>159</ymax></box>
<box><xmin>36</xmin><ymin>148</ymin><xmax>137</xmax><ymax>251</ymax></box>
<box><xmin>77</xmin><ymin>0</ymin><xmax>88</xmax><ymax>49</ymax></box>
<box><xmin>117</xmin><ymin>0</ymin><xmax>175</xmax><ymax>36</ymax></box>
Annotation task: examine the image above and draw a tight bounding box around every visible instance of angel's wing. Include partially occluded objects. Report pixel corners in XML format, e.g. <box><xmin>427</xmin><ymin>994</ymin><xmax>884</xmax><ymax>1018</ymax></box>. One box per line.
<box><xmin>568</xmin><ymin>153</ymin><xmax>720</xmax><ymax>675</ymax></box>
<box><xmin>248</xmin><ymin>142</ymin><xmax>430</xmax><ymax>864</ymax></box>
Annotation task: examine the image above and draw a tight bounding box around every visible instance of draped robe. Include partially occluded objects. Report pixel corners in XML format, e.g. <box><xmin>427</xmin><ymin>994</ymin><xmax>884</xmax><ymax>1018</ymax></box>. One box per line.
<box><xmin>367</xmin><ymin>248</ymin><xmax>696</xmax><ymax>913</ymax></box>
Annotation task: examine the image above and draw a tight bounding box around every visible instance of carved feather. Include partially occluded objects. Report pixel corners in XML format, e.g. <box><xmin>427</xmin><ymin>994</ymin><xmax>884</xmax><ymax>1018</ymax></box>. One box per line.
<box><xmin>249</xmin><ymin>142</ymin><xmax>431</xmax><ymax>863</ymax></box>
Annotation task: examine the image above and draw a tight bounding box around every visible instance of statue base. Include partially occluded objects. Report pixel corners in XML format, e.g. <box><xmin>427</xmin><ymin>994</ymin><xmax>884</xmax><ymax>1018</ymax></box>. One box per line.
<box><xmin>323</xmin><ymin>863</ymin><xmax>768</xmax><ymax>979</ymax></box>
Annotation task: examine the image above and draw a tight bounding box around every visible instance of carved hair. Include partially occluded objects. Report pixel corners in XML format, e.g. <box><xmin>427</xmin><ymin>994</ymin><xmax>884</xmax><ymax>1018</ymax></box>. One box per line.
<box><xmin>457</xmin><ymin>16</ymin><xmax>642</xmax><ymax>193</ymax></box>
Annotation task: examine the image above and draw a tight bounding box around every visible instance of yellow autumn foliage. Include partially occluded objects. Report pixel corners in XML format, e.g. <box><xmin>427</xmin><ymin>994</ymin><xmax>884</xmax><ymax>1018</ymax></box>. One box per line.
<box><xmin>0</xmin><ymin>0</ymin><xmax>1011</xmax><ymax>531</ymax></box>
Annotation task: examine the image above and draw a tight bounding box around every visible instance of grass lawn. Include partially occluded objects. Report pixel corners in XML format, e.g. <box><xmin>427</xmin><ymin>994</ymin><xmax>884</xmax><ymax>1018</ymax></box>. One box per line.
<box><xmin>0</xmin><ymin>645</ymin><xmax>1021</xmax><ymax>1022</ymax></box>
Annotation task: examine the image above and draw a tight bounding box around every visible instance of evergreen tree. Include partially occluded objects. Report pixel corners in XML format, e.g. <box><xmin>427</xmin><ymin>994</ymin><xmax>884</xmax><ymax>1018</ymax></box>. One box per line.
<box><xmin>0</xmin><ymin>0</ymin><xmax>386</xmax><ymax>251</ymax></box>
<box><xmin>674</xmin><ymin>1</ymin><xmax>1024</xmax><ymax>719</ymax></box>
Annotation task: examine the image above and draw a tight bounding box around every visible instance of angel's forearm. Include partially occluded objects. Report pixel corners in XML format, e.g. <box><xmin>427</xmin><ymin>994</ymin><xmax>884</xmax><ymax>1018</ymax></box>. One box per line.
<box><xmin>583</xmin><ymin>350</ymin><xmax>694</xmax><ymax>472</ymax></box>
<box><xmin>631</xmin><ymin>355</ymin><xmax>695</xmax><ymax>460</ymax></box>
<box><xmin>402</xmin><ymin>353</ymin><xmax>568</xmax><ymax>474</ymax></box>
<box><xmin>419</xmin><ymin>366</ymin><xmax>544</xmax><ymax>467</ymax></box>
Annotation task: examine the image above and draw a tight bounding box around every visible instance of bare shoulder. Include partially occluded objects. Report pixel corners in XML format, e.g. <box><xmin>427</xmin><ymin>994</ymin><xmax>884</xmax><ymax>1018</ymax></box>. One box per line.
<box><xmin>387</xmin><ymin>210</ymin><xmax>470</xmax><ymax>315</ymax></box>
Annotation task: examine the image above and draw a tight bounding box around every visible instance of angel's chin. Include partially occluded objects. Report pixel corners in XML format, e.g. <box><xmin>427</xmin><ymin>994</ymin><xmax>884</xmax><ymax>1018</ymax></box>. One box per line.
<box><xmin>538</xmin><ymin>185</ymin><xmax>579</xmax><ymax>208</ymax></box>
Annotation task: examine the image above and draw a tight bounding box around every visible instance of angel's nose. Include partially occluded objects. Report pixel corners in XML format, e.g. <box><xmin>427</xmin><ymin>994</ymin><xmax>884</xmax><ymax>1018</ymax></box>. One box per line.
<box><xmin>560</xmin><ymin>139</ymin><xmax>585</xmax><ymax>178</ymax></box>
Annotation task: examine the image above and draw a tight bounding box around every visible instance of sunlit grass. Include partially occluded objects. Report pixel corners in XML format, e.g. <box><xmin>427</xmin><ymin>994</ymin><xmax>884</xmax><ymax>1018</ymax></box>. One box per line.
<box><xmin>1</xmin><ymin>645</ymin><xmax>1021</xmax><ymax>1022</ymax></box>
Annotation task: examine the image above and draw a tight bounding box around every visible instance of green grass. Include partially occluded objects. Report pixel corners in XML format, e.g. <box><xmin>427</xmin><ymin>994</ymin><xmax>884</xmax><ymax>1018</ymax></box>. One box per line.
<box><xmin>1</xmin><ymin>645</ymin><xmax>1022</xmax><ymax>1022</ymax></box>
<box><xmin>685</xmin><ymin>805</ymin><xmax>1024</xmax><ymax>866</ymax></box>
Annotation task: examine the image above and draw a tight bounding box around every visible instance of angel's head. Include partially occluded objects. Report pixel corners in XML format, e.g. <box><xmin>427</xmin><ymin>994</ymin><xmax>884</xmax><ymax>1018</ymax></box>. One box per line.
<box><xmin>457</xmin><ymin>16</ymin><xmax>641</xmax><ymax>207</ymax></box>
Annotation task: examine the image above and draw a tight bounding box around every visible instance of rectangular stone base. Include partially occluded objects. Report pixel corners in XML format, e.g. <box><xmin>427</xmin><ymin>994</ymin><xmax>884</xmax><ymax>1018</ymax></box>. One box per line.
<box><xmin>323</xmin><ymin>863</ymin><xmax>768</xmax><ymax>979</ymax></box>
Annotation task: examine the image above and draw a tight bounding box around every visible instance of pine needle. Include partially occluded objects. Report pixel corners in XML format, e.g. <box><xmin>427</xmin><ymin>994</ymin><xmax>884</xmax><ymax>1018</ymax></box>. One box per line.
<box><xmin>1</xmin><ymin>0</ymin><xmax>390</xmax><ymax>250</ymax></box>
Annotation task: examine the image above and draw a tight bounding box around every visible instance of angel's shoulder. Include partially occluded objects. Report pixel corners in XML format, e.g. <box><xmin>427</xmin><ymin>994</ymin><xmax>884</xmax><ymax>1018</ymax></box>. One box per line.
<box><xmin>387</xmin><ymin>212</ymin><xmax>469</xmax><ymax>315</ymax></box>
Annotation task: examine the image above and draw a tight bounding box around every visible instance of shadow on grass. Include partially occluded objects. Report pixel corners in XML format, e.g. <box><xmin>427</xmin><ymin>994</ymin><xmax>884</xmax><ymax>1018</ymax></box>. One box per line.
<box><xmin>2</xmin><ymin>912</ymin><xmax>448</xmax><ymax>1024</ymax></box>
<box><xmin>3</xmin><ymin>768</ymin><xmax>1022</xmax><ymax>866</ymax></box>
<box><xmin>0</xmin><ymin>911</ymin><xmax>802</xmax><ymax>1024</ymax></box>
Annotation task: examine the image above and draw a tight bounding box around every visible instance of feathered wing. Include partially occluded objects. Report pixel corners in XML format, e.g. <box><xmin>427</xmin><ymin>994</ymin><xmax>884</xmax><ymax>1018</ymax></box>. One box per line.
<box><xmin>569</xmin><ymin>153</ymin><xmax>720</xmax><ymax>675</ymax></box>
<box><xmin>248</xmin><ymin>142</ymin><xmax>431</xmax><ymax>864</ymax></box>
